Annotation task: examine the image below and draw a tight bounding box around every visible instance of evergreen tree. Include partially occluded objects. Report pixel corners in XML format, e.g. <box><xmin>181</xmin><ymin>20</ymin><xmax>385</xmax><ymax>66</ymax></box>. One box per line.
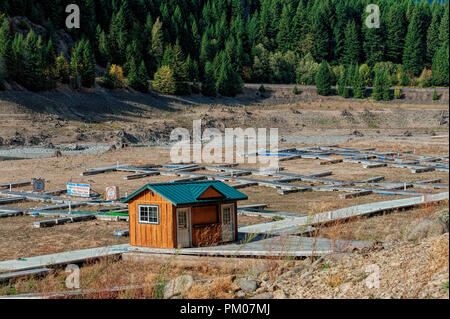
<box><xmin>311</xmin><ymin>3</ymin><xmax>333</xmax><ymax>62</ymax></box>
<box><xmin>0</xmin><ymin>16</ymin><xmax>11</xmax><ymax>68</ymax></box>
<box><xmin>372</xmin><ymin>70</ymin><xmax>390</xmax><ymax>101</ymax></box>
<box><xmin>216</xmin><ymin>52</ymin><xmax>243</xmax><ymax>97</ymax></box>
<box><xmin>127</xmin><ymin>60</ymin><xmax>149</xmax><ymax>92</ymax></box>
<box><xmin>385</xmin><ymin>4</ymin><xmax>407</xmax><ymax>64</ymax></box>
<box><xmin>315</xmin><ymin>60</ymin><xmax>333</xmax><ymax>96</ymax></box>
<box><xmin>426</xmin><ymin>8</ymin><xmax>442</xmax><ymax>65</ymax></box>
<box><xmin>439</xmin><ymin>4</ymin><xmax>449</xmax><ymax>45</ymax></box>
<box><xmin>353</xmin><ymin>65</ymin><xmax>366</xmax><ymax>99</ymax></box>
<box><xmin>363</xmin><ymin>7</ymin><xmax>385</xmax><ymax>66</ymax></box>
<box><xmin>372</xmin><ymin>70</ymin><xmax>383</xmax><ymax>101</ymax></box>
<box><xmin>402</xmin><ymin>8</ymin><xmax>427</xmax><ymax>76</ymax></box>
<box><xmin>431</xmin><ymin>44</ymin><xmax>449</xmax><ymax>86</ymax></box>
<box><xmin>151</xmin><ymin>17</ymin><xmax>164</xmax><ymax>68</ymax></box>
<box><xmin>81</xmin><ymin>40</ymin><xmax>96</xmax><ymax>88</ymax></box>
<box><xmin>201</xmin><ymin>61</ymin><xmax>217</xmax><ymax>96</ymax></box>
<box><xmin>276</xmin><ymin>4</ymin><xmax>293</xmax><ymax>52</ymax></box>
<box><xmin>342</xmin><ymin>20</ymin><xmax>361</xmax><ymax>66</ymax></box>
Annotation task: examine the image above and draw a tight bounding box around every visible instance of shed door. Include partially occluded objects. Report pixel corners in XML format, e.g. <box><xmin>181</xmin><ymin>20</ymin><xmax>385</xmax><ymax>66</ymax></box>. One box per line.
<box><xmin>221</xmin><ymin>204</ymin><xmax>235</xmax><ymax>242</ymax></box>
<box><xmin>176</xmin><ymin>208</ymin><xmax>191</xmax><ymax>248</ymax></box>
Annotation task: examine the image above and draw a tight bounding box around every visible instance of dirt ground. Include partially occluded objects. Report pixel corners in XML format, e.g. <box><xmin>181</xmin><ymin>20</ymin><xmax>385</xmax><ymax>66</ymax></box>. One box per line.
<box><xmin>0</xmin><ymin>87</ymin><xmax>448</xmax><ymax>148</ymax></box>
<box><xmin>0</xmin><ymin>90</ymin><xmax>448</xmax><ymax>298</ymax></box>
<box><xmin>0</xmin><ymin>136</ymin><xmax>448</xmax><ymax>262</ymax></box>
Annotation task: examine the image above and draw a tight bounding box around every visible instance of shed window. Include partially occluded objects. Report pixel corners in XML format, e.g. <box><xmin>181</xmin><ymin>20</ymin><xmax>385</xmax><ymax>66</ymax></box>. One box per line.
<box><xmin>138</xmin><ymin>205</ymin><xmax>159</xmax><ymax>224</ymax></box>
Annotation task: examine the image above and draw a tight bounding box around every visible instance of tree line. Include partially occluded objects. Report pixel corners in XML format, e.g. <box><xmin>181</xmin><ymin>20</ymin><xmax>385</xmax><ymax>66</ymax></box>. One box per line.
<box><xmin>0</xmin><ymin>0</ymin><xmax>448</xmax><ymax>96</ymax></box>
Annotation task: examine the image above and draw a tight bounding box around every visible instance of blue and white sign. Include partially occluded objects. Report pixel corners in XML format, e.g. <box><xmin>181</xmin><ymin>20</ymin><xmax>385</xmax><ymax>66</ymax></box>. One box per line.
<box><xmin>66</xmin><ymin>182</ymin><xmax>90</xmax><ymax>198</ymax></box>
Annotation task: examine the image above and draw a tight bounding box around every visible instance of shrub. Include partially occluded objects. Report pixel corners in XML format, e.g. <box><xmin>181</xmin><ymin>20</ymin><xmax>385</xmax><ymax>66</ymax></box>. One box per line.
<box><xmin>102</xmin><ymin>64</ymin><xmax>125</xmax><ymax>89</ymax></box>
<box><xmin>153</xmin><ymin>65</ymin><xmax>176</xmax><ymax>94</ymax></box>
<box><xmin>55</xmin><ymin>54</ymin><xmax>70</xmax><ymax>84</ymax></box>
<box><xmin>358</xmin><ymin>64</ymin><xmax>372</xmax><ymax>86</ymax></box>
<box><xmin>292</xmin><ymin>86</ymin><xmax>299</xmax><ymax>94</ymax></box>
<box><xmin>432</xmin><ymin>88</ymin><xmax>439</xmax><ymax>100</ymax></box>
<box><xmin>296</xmin><ymin>53</ymin><xmax>319</xmax><ymax>85</ymax></box>
<box><xmin>417</xmin><ymin>68</ymin><xmax>432</xmax><ymax>88</ymax></box>
<box><xmin>258</xmin><ymin>84</ymin><xmax>266</xmax><ymax>97</ymax></box>
<box><xmin>400</xmin><ymin>71</ymin><xmax>411</xmax><ymax>86</ymax></box>
<box><xmin>394</xmin><ymin>88</ymin><xmax>402</xmax><ymax>99</ymax></box>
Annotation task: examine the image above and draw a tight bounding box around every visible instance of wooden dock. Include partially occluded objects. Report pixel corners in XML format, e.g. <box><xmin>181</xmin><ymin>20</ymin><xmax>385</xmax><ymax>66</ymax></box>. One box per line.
<box><xmin>0</xmin><ymin>244</ymin><xmax>130</xmax><ymax>273</ymax></box>
<box><xmin>128</xmin><ymin>236</ymin><xmax>372</xmax><ymax>258</ymax></box>
<box><xmin>239</xmin><ymin>192</ymin><xmax>449</xmax><ymax>235</ymax></box>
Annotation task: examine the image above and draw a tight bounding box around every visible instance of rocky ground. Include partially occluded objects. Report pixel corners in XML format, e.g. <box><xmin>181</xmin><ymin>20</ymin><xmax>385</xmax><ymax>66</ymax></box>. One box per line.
<box><xmin>0</xmin><ymin>87</ymin><xmax>448</xmax><ymax>151</ymax></box>
<box><xmin>182</xmin><ymin>232</ymin><xmax>449</xmax><ymax>299</ymax></box>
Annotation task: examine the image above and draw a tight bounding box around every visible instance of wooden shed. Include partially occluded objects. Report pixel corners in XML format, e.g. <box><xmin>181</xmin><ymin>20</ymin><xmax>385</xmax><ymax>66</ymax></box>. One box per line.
<box><xmin>121</xmin><ymin>181</ymin><xmax>248</xmax><ymax>249</ymax></box>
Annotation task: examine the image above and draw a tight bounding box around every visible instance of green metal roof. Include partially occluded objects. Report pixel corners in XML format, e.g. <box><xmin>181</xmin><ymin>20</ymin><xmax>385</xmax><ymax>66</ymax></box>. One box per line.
<box><xmin>121</xmin><ymin>180</ymin><xmax>248</xmax><ymax>205</ymax></box>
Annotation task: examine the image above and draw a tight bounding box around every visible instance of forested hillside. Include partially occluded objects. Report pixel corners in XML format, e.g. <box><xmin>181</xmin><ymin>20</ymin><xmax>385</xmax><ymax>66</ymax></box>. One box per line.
<box><xmin>0</xmin><ymin>0</ymin><xmax>449</xmax><ymax>97</ymax></box>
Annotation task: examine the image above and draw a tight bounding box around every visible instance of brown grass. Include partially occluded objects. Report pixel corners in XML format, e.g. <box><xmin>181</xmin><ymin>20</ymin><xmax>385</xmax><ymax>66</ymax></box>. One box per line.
<box><xmin>426</xmin><ymin>234</ymin><xmax>449</xmax><ymax>279</ymax></box>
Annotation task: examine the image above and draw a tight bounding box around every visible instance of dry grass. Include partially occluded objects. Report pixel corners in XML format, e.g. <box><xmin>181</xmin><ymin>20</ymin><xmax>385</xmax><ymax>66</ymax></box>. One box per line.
<box><xmin>427</xmin><ymin>234</ymin><xmax>449</xmax><ymax>279</ymax></box>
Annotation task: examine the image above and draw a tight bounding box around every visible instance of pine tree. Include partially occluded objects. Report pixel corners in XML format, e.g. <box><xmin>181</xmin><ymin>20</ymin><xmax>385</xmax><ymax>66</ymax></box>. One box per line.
<box><xmin>426</xmin><ymin>8</ymin><xmax>442</xmax><ymax>65</ymax></box>
<box><xmin>353</xmin><ymin>65</ymin><xmax>366</xmax><ymax>99</ymax></box>
<box><xmin>216</xmin><ymin>52</ymin><xmax>242</xmax><ymax>97</ymax></box>
<box><xmin>363</xmin><ymin>8</ymin><xmax>385</xmax><ymax>66</ymax></box>
<box><xmin>311</xmin><ymin>3</ymin><xmax>332</xmax><ymax>62</ymax></box>
<box><xmin>170</xmin><ymin>42</ymin><xmax>190</xmax><ymax>95</ymax></box>
<box><xmin>385</xmin><ymin>4</ymin><xmax>407</xmax><ymax>64</ymax></box>
<box><xmin>276</xmin><ymin>4</ymin><xmax>293</xmax><ymax>52</ymax></box>
<box><xmin>201</xmin><ymin>61</ymin><xmax>217</xmax><ymax>96</ymax></box>
<box><xmin>0</xmin><ymin>16</ymin><xmax>11</xmax><ymax>67</ymax></box>
<box><xmin>403</xmin><ymin>8</ymin><xmax>427</xmax><ymax>76</ymax></box>
<box><xmin>372</xmin><ymin>70</ymin><xmax>383</xmax><ymax>101</ymax></box>
<box><xmin>342</xmin><ymin>20</ymin><xmax>361</xmax><ymax>66</ymax></box>
<box><xmin>315</xmin><ymin>60</ymin><xmax>332</xmax><ymax>96</ymax></box>
<box><xmin>151</xmin><ymin>17</ymin><xmax>164</xmax><ymax>67</ymax></box>
<box><xmin>431</xmin><ymin>44</ymin><xmax>449</xmax><ymax>86</ymax></box>
<box><xmin>439</xmin><ymin>4</ymin><xmax>449</xmax><ymax>45</ymax></box>
<box><xmin>337</xmin><ymin>69</ymin><xmax>346</xmax><ymax>97</ymax></box>
<box><xmin>127</xmin><ymin>60</ymin><xmax>149</xmax><ymax>92</ymax></box>
<box><xmin>432</xmin><ymin>88</ymin><xmax>439</xmax><ymax>100</ymax></box>
<box><xmin>81</xmin><ymin>40</ymin><xmax>96</xmax><ymax>88</ymax></box>
<box><xmin>372</xmin><ymin>70</ymin><xmax>390</xmax><ymax>101</ymax></box>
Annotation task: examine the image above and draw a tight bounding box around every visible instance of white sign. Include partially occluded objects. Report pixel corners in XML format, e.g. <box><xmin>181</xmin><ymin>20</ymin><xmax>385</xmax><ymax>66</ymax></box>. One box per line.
<box><xmin>67</xmin><ymin>182</ymin><xmax>90</xmax><ymax>198</ymax></box>
<box><xmin>105</xmin><ymin>186</ymin><xmax>119</xmax><ymax>201</ymax></box>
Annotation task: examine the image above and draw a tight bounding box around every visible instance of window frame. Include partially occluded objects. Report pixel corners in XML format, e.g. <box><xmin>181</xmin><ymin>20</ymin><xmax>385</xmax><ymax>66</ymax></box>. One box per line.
<box><xmin>138</xmin><ymin>204</ymin><xmax>160</xmax><ymax>225</ymax></box>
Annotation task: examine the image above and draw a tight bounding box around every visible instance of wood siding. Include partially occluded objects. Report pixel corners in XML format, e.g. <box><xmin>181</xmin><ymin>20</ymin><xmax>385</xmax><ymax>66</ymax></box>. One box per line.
<box><xmin>191</xmin><ymin>205</ymin><xmax>218</xmax><ymax>225</ymax></box>
<box><xmin>129</xmin><ymin>191</ymin><xmax>239</xmax><ymax>248</ymax></box>
<box><xmin>197</xmin><ymin>187</ymin><xmax>224</xmax><ymax>199</ymax></box>
<box><xmin>128</xmin><ymin>189</ymin><xmax>175</xmax><ymax>248</ymax></box>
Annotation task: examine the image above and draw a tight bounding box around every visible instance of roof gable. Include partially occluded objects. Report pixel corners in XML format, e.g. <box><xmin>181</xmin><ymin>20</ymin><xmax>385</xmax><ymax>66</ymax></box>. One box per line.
<box><xmin>195</xmin><ymin>186</ymin><xmax>225</xmax><ymax>200</ymax></box>
<box><xmin>121</xmin><ymin>180</ymin><xmax>247</xmax><ymax>205</ymax></box>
